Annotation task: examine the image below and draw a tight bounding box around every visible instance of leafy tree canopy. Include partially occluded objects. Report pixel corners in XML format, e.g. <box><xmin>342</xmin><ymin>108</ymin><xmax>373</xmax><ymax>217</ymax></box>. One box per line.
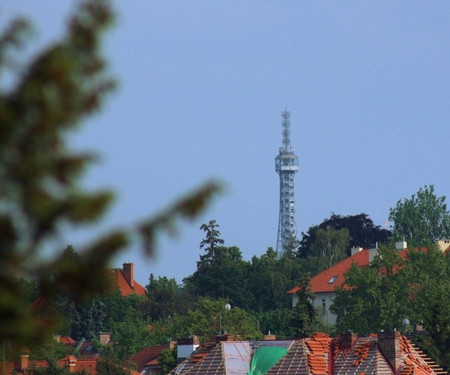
<box><xmin>146</xmin><ymin>274</ymin><xmax>182</xmax><ymax>321</ymax></box>
<box><xmin>158</xmin><ymin>347</ymin><xmax>177</xmax><ymax>375</ymax></box>
<box><xmin>331</xmin><ymin>245</ymin><xmax>409</xmax><ymax>335</ymax></box>
<box><xmin>298</xmin><ymin>213</ymin><xmax>391</xmax><ymax>258</ymax></box>
<box><xmin>331</xmin><ymin>243</ymin><xmax>450</xmax><ymax>370</ymax></box>
<box><xmin>247</xmin><ymin>248</ymin><xmax>303</xmax><ymax>312</ymax></box>
<box><xmin>149</xmin><ymin>297</ymin><xmax>261</xmax><ymax>344</ymax></box>
<box><xmin>96</xmin><ymin>345</ymin><xmax>130</xmax><ymax>375</ymax></box>
<box><xmin>110</xmin><ymin>318</ymin><xmax>152</xmax><ymax>361</ymax></box>
<box><xmin>389</xmin><ymin>185</ymin><xmax>450</xmax><ymax>245</ymax></box>
<box><xmin>290</xmin><ymin>275</ymin><xmax>319</xmax><ymax>338</ymax></box>
<box><xmin>184</xmin><ymin>221</ymin><xmax>252</xmax><ymax>309</ymax></box>
<box><xmin>305</xmin><ymin>227</ymin><xmax>350</xmax><ymax>275</ymax></box>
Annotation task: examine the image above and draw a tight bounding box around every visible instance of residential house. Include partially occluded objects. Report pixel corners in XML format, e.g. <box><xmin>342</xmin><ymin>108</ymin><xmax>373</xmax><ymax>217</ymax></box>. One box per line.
<box><xmin>30</xmin><ymin>262</ymin><xmax>146</xmax><ymax>314</ymax></box>
<box><xmin>1</xmin><ymin>333</ymin><xmax>115</xmax><ymax>375</ymax></box>
<box><xmin>2</xmin><ymin>333</ymin><xmax>140</xmax><ymax>375</ymax></box>
<box><xmin>3</xmin><ymin>353</ymin><xmax>100</xmax><ymax>375</ymax></box>
<box><xmin>168</xmin><ymin>332</ymin><xmax>446</xmax><ymax>375</ymax></box>
<box><xmin>288</xmin><ymin>240</ymin><xmax>449</xmax><ymax>326</ymax></box>
<box><xmin>287</xmin><ymin>242</ymin><xmax>413</xmax><ymax>326</ymax></box>
<box><xmin>126</xmin><ymin>343</ymin><xmax>174</xmax><ymax>375</ymax></box>
<box><xmin>108</xmin><ymin>262</ymin><xmax>146</xmax><ymax>296</ymax></box>
<box><xmin>126</xmin><ymin>336</ymin><xmax>200</xmax><ymax>375</ymax></box>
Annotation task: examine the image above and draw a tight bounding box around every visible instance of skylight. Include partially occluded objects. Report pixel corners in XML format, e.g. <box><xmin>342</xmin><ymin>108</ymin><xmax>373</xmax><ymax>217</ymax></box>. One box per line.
<box><xmin>327</xmin><ymin>275</ymin><xmax>338</xmax><ymax>284</ymax></box>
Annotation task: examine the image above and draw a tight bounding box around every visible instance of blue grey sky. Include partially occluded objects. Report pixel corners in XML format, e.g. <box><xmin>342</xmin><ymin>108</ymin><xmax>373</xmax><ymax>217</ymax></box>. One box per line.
<box><xmin>2</xmin><ymin>1</ymin><xmax>449</xmax><ymax>285</ymax></box>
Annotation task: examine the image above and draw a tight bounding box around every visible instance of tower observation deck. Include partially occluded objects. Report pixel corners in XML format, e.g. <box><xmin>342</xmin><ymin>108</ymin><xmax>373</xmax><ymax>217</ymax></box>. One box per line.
<box><xmin>275</xmin><ymin>110</ymin><xmax>299</xmax><ymax>252</ymax></box>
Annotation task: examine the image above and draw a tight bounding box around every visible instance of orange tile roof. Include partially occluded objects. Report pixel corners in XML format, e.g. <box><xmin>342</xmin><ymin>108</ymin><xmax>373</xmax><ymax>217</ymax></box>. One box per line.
<box><xmin>288</xmin><ymin>250</ymin><xmax>371</xmax><ymax>294</ymax></box>
<box><xmin>126</xmin><ymin>344</ymin><xmax>170</xmax><ymax>372</ymax></box>
<box><xmin>287</xmin><ymin>248</ymin><xmax>414</xmax><ymax>295</ymax></box>
<box><xmin>108</xmin><ymin>268</ymin><xmax>146</xmax><ymax>296</ymax></box>
<box><xmin>166</xmin><ymin>333</ymin><xmax>445</xmax><ymax>375</ymax></box>
<box><xmin>58</xmin><ymin>336</ymin><xmax>76</xmax><ymax>345</ymax></box>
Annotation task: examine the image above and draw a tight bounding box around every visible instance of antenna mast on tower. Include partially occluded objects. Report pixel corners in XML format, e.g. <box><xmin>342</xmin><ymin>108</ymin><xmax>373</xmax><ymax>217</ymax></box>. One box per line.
<box><xmin>275</xmin><ymin>110</ymin><xmax>299</xmax><ymax>253</ymax></box>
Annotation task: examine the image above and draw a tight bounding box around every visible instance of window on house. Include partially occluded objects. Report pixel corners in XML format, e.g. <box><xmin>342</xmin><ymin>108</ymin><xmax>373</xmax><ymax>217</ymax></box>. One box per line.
<box><xmin>327</xmin><ymin>275</ymin><xmax>338</xmax><ymax>284</ymax></box>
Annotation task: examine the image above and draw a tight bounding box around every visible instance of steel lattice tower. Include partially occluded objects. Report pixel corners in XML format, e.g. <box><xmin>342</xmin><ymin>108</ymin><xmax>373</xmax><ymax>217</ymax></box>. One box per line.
<box><xmin>275</xmin><ymin>110</ymin><xmax>299</xmax><ymax>252</ymax></box>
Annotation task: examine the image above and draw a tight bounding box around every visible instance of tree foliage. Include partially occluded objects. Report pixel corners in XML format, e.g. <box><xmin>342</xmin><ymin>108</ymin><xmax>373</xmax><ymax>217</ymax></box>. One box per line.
<box><xmin>257</xmin><ymin>308</ymin><xmax>296</xmax><ymax>338</ymax></box>
<box><xmin>247</xmin><ymin>248</ymin><xmax>303</xmax><ymax>312</ymax></box>
<box><xmin>29</xmin><ymin>360</ymin><xmax>68</xmax><ymax>375</ymax></box>
<box><xmin>28</xmin><ymin>339</ymin><xmax>74</xmax><ymax>362</ymax></box>
<box><xmin>331</xmin><ymin>245</ymin><xmax>409</xmax><ymax>334</ymax></box>
<box><xmin>110</xmin><ymin>319</ymin><xmax>152</xmax><ymax>361</ymax></box>
<box><xmin>401</xmin><ymin>246</ymin><xmax>450</xmax><ymax>369</ymax></box>
<box><xmin>184</xmin><ymin>221</ymin><xmax>253</xmax><ymax>309</ymax></box>
<box><xmin>290</xmin><ymin>275</ymin><xmax>318</xmax><ymax>338</ymax></box>
<box><xmin>96</xmin><ymin>345</ymin><xmax>130</xmax><ymax>375</ymax></box>
<box><xmin>0</xmin><ymin>0</ymin><xmax>219</xmax><ymax>350</ymax></box>
<box><xmin>306</xmin><ymin>227</ymin><xmax>350</xmax><ymax>274</ymax></box>
<box><xmin>148</xmin><ymin>297</ymin><xmax>261</xmax><ymax>344</ymax></box>
<box><xmin>158</xmin><ymin>347</ymin><xmax>177</xmax><ymax>375</ymax></box>
<box><xmin>298</xmin><ymin>213</ymin><xmax>391</xmax><ymax>258</ymax></box>
<box><xmin>146</xmin><ymin>274</ymin><xmax>183</xmax><ymax>321</ymax></box>
<box><xmin>331</xmin><ymin>243</ymin><xmax>450</xmax><ymax>370</ymax></box>
<box><xmin>389</xmin><ymin>185</ymin><xmax>450</xmax><ymax>244</ymax></box>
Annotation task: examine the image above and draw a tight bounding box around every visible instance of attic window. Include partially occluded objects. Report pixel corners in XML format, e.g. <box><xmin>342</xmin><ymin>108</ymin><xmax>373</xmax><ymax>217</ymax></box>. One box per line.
<box><xmin>327</xmin><ymin>275</ymin><xmax>338</xmax><ymax>284</ymax></box>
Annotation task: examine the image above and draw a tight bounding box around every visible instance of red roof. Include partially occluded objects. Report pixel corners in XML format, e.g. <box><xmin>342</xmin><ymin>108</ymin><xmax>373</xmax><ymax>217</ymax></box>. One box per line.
<box><xmin>108</xmin><ymin>266</ymin><xmax>146</xmax><ymax>296</ymax></box>
<box><xmin>31</xmin><ymin>263</ymin><xmax>146</xmax><ymax>313</ymax></box>
<box><xmin>126</xmin><ymin>344</ymin><xmax>171</xmax><ymax>372</ymax></box>
<box><xmin>288</xmin><ymin>250</ymin><xmax>371</xmax><ymax>294</ymax></box>
<box><xmin>168</xmin><ymin>333</ymin><xmax>445</xmax><ymax>375</ymax></box>
<box><xmin>287</xmin><ymin>248</ymin><xmax>411</xmax><ymax>295</ymax></box>
<box><xmin>58</xmin><ymin>336</ymin><xmax>77</xmax><ymax>345</ymax></box>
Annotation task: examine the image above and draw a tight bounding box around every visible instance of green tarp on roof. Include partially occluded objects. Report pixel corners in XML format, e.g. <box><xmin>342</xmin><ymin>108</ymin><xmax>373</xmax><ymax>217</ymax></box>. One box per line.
<box><xmin>248</xmin><ymin>346</ymin><xmax>287</xmax><ymax>375</ymax></box>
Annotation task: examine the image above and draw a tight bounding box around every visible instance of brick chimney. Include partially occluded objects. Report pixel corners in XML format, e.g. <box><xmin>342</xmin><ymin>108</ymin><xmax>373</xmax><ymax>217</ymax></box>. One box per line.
<box><xmin>14</xmin><ymin>353</ymin><xmax>29</xmax><ymax>372</ymax></box>
<box><xmin>123</xmin><ymin>263</ymin><xmax>134</xmax><ymax>289</ymax></box>
<box><xmin>215</xmin><ymin>333</ymin><xmax>233</xmax><ymax>343</ymax></box>
<box><xmin>99</xmin><ymin>332</ymin><xmax>111</xmax><ymax>344</ymax></box>
<box><xmin>339</xmin><ymin>331</ymin><xmax>357</xmax><ymax>351</ymax></box>
<box><xmin>64</xmin><ymin>356</ymin><xmax>77</xmax><ymax>373</ymax></box>
<box><xmin>378</xmin><ymin>331</ymin><xmax>402</xmax><ymax>371</ymax></box>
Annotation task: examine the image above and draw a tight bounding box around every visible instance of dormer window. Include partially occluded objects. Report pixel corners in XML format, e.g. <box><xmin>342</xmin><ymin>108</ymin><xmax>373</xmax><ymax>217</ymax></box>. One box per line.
<box><xmin>327</xmin><ymin>275</ymin><xmax>338</xmax><ymax>284</ymax></box>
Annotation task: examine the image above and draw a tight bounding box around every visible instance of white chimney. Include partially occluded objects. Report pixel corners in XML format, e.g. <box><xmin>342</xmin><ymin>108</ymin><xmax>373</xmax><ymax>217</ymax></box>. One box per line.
<box><xmin>436</xmin><ymin>239</ymin><xmax>450</xmax><ymax>252</ymax></box>
<box><xmin>369</xmin><ymin>247</ymin><xmax>378</xmax><ymax>263</ymax></box>
<box><xmin>351</xmin><ymin>247</ymin><xmax>363</xmax><ymax>256</ymax></box>
<box><xmin>177</xmin><ymin>336</ymin><xmax>200</xmax><ymax>360</ymax></box>
<box><xmin>395</xmin><ymin>241</ymin><xmax>407</xmax><ymax>250</ymax></box>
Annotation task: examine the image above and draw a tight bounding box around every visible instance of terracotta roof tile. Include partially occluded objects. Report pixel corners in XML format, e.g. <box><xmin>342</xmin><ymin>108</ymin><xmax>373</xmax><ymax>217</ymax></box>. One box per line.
<box><xmin>287</xmin><ymin>249</ymin><xmax>415</xmax><ymax>295</ymax></box>
<box><xmin>107</xmin><ymin>268</ymin><xmax>146</xmax><ymax>296</ymax></box>
<box><xmin>287</xmin><ymin>250</ymin><xmax>371</xmax><ymax>294</ymax></box>
<box><xmin>58</xmin><ymin>336</ymin><xmax>76</xmax><ymax>345</ymax></box>
<box><xmin>169</xmin><ymin>342</ymin><xmax>225</xmax><ymax>375</ymax></box>
<box><xmin>126</xmin><ymin>344</ymin><xmax>170</xmax><ymax>372</ymax></box>
<box><xmin>169</xmin><ymin>333</ymin><xmax>445</xmax><ymax>375</ymax></box>
<box><xmin>266</xmin><ymin>340</ymin><xmax>309</xmax><ymax>375</ymax></box>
